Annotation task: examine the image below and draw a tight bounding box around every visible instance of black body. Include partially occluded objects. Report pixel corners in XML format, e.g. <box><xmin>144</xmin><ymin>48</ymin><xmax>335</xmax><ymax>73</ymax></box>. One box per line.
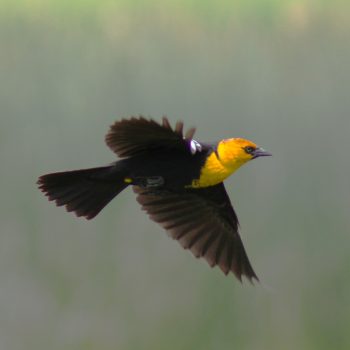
<box><xmin>121</xmin><ymin>147</ymin><xmax>210</xmax><ymax>189</ymax></box>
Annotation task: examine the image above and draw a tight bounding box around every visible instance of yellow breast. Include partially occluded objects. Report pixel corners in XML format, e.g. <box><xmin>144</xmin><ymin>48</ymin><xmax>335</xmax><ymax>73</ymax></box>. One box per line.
<box><xmin>190</xmin><ymin>152</ymin><xmax>230</xmax><ymax>188</ymax></box>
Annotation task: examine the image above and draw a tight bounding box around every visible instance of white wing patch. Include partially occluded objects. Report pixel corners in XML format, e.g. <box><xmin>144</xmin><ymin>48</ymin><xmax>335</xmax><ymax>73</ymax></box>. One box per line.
<box><xmin>189</xmin><ymin>139</ymin><xmax>202</xmax><ymax>155</ymax></box>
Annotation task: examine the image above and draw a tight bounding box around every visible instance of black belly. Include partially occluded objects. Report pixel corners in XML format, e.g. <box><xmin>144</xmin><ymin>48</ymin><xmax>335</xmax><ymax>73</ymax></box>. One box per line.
<box><xmin>120</xmin><ymin>149</ymin><xmax>208</xmax><ymax>190</ymax></box>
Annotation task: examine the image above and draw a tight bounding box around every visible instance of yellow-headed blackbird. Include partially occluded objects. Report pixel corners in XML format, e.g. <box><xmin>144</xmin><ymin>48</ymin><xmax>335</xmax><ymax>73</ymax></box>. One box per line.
<box><xmin>37</xmin><ymin>117</ymin><xmax>271</xmax><ymax>282</ymax></box>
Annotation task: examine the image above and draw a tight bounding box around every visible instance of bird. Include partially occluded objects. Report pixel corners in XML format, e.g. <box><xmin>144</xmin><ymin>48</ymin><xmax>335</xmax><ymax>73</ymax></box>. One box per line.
<box><xmin>37</xmin><ymin>117</ymin><xmax>271</xmax><ymax>282</ymax></box>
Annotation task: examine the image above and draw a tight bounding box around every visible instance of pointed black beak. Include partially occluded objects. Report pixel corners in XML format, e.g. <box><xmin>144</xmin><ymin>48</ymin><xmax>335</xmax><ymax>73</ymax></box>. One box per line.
<box><xmin>252</xmin><ymin>147</ymin><xmax>272</xmax><ymax>159</ymax></box>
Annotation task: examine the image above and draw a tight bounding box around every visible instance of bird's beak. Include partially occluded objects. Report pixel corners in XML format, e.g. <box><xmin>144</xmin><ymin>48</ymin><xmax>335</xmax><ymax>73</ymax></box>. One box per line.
<box><xmin>252</xmin><ymin>147</ymin><xmax>272</xmax><ymax>159</ymax></box>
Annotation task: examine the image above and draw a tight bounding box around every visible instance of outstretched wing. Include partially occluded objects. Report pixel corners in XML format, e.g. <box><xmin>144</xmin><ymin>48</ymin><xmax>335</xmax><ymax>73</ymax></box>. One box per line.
<box><xmin>134</xmin><ymin>183</ymin><xmax>258</xmax><ymax>282</ymax></box>
<box><xmin>105</xmin><ymin>116</ymin><xmax>196</xmax><ymax>158</ymax></box>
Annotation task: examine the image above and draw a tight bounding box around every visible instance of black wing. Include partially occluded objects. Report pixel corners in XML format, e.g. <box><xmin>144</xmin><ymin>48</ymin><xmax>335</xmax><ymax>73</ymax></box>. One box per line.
<box><xmin>105</xmin><ymin>116</ymin><xmax>196</xmax><ymax>158</ymax></box>
<box><xmin>134</xmin><ymin>183</ymin><xmax>258</xmax><ymax>282</ymax></box>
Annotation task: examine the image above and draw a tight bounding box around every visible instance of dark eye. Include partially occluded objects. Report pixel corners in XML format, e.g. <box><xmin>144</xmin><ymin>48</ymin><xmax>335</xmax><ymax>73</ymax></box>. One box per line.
<box><xmin>244</xmin><ymin>146</ymin><xmax>255</xmax><ymax>154</ymax></box>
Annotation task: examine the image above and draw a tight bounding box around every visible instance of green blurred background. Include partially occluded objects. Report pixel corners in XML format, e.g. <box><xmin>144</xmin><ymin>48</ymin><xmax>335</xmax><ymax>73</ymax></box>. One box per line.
<box><xmin>1</xmin><ymin>1</ymin><xmax>350</xmax><ymax>349</ymax></box>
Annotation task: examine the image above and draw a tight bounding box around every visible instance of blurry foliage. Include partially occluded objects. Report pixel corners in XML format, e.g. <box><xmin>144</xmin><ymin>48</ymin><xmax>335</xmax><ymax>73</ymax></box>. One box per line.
<box><xmin>1</xmin><ymin>0</ymin><xmax>350</xmax><ymax>29</ymax></box>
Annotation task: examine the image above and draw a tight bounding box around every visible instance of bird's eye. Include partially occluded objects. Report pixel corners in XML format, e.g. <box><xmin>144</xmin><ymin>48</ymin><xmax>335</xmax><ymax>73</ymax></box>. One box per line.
<box><xmin>244</xmin><ymin>146</ymin><xmax>255</xmax><ymax>154</ymax></box>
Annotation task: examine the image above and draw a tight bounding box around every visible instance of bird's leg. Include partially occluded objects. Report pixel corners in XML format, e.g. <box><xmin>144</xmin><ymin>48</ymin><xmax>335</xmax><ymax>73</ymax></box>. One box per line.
<box><xmin>133</xmin><ymin>176</ymin><xmax>165</xmax><ymax>189</ymax></box>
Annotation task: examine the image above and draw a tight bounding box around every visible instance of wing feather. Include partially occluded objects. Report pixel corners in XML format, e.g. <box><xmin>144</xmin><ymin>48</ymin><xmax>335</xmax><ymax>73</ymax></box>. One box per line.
<box><xmin>105</xmin><ymin>116</ymin><xmax>196</xmax><ymax>158</ymax></box>
<box><xmin>134</xmin><ymin>183</ymin><xmax>258</xmax><ymax>282</ymax></box>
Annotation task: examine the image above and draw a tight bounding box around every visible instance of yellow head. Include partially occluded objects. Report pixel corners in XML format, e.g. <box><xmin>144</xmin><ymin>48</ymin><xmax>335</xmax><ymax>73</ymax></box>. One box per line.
<box><xmin>190</xmin><ymin>137</ymin><xmax>271</xmax><ymax>188</ymax></box>
<box><xmin>217</xmin><ymin>138</ymin><xmax>271</xmax><ymax>171</ymax></box>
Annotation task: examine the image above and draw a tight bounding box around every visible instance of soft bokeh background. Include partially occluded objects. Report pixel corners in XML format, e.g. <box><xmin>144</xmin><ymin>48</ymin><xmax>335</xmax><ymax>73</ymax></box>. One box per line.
<box><xmin>1</xmin><ymin>1</ymin><xmax>350</xmax><ymax>349</ymax></box>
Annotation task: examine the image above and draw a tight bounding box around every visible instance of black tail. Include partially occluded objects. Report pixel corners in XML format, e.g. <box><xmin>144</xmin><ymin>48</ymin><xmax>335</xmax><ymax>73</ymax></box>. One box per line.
<box><xmin>37</xmin><ymin>164</ymin><xmax>128</xmax><ymax>220</ymax></box>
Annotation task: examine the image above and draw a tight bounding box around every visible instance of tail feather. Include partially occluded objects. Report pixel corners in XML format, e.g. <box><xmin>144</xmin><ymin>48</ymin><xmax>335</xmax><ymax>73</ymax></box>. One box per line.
<box><xmin>37</xmin><ymin>165</ymin><xmax>128</xmax><ymax>219</ymax></box>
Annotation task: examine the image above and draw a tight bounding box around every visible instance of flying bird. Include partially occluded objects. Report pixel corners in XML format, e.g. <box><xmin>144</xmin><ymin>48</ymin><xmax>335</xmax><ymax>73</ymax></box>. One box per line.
<box><xmin>37</xmin><ymin>117</ymin><xmax>271</xmax><ymax>282</ymax></box>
